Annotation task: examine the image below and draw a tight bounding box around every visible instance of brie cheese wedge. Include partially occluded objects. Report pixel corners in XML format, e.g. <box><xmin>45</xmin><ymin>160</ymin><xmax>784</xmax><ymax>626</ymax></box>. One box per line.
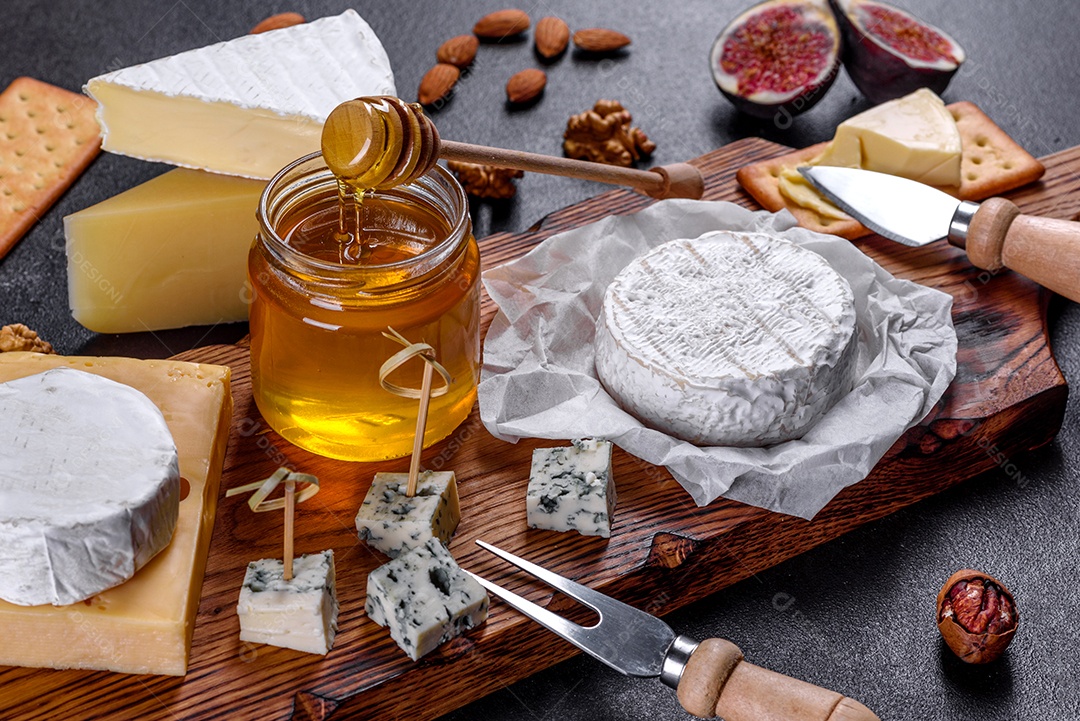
<box><xmin>0</xmin><ymin>368</ymin><xmax>180</xmax><ymax>606</ymax></box>
<box><xmin>85</xmin><ymin>10</ymin><xmax>396</xmax><ymax>179</ymax></box>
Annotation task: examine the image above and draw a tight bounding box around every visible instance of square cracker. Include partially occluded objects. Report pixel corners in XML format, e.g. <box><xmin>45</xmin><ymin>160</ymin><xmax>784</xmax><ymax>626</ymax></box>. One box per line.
<box><xmin>0</xmin><ymin>77</ymin><xmax>101</xmax><ymax>260</ymax></box>
<box><xmin>736</xmin><ymin>101</ymin><xmax>1045</xmax><ymax>239</ymax></box>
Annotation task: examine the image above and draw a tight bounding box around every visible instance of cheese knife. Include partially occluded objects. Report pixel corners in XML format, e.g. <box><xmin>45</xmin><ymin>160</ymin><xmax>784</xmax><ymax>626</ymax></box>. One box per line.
<box><xmin>799</xmin><ymin>166</ymin><xmax>1080</xmax><ymax>302</ymax></box>
<box><xmin>469</xmin><ymin>539</ymin><xmax>878</xmax><ymax>721</ymax></box>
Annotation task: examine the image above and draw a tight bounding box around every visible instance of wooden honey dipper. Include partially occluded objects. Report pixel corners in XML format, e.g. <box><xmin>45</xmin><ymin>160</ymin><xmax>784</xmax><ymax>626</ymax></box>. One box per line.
<box><xmin>321</xmin><ymin>96</ymin><xmax>705</xmax><ymax>199</ymax></box>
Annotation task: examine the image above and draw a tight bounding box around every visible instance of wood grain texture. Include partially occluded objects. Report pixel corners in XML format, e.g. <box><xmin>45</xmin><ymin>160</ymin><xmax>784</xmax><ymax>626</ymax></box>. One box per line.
<box><xmin>1</xmin><ymin>138</ymin><xmax>1076</xmax><ymax>720</ymax></box>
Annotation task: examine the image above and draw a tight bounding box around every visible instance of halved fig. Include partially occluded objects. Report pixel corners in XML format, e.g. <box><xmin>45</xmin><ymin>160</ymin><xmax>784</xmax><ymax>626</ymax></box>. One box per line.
<box><xmin>710</xmin><ymin>0</ymin><xmax>841</xmax><ymax>123</ymax></box>
<box><xmin>831</xmin><ymin>0</ymin><xmax>965</xmax><ymax>104</ymax></box>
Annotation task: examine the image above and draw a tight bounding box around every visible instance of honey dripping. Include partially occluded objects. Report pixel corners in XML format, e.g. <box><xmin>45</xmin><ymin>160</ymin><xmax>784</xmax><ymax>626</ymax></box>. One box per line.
<box><xmin>320</xmin><ymin>96</ymin><xmax>441</xmax><ymax>265</ymax></box>
<box><xmin>245</xmin><ymin>96</ymin><xmax>478</xmax><ymax>461</ymax></box>
<box><xmin>334</xmin><ymin>180</ymin><xmax>367</xmax><ymax>263</ymax></box>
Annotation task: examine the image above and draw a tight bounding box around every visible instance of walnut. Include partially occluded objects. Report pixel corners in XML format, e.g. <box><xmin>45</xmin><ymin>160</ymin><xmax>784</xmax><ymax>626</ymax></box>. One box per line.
<box><xmin>446</xmin><ymin>161</ymin><xmax>524</xmax><ymax>199</ymax></box>
<box><xmin>937</xmin><ymin>569</ymin><xmax>1019</xmax><ymax>664</ymax></box>
<box><xmin>562</xmin><ymin>100</ymin><xmax>656</xmax><ymax>167</ymax></box>
<box><xmin>0</xmin><ymin>324</ymin><xmax>55</xmax><ymax>354</ymax></box>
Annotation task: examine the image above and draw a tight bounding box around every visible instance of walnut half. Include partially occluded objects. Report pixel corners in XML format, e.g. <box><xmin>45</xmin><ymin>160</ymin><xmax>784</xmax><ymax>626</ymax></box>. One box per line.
<box><xmin>446</xmin><ymin>161</ymin><xmax>524</xmax><ymax>199</ymax></box>
<box><xmin>0</xmin><ymin>323</ymin><xmax>55</xmax><ymax>354</ymax></box>
<box><xmin>563</xmin><ymin>100</ymin><xmax>656</xmax><ymax>167</ymax></box>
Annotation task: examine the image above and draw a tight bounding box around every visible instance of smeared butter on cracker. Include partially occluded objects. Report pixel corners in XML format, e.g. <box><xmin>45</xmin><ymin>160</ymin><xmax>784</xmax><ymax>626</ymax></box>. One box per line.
<box><xmin>779</xmin><ymin>89</ymin><xmax>962</xmax><ymax>218</ymax></box>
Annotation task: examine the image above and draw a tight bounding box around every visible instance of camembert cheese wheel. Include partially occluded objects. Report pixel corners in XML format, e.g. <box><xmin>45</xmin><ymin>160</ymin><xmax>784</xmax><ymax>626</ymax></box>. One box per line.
<box><xmin>0</xmin><ymin>368</ymin><xmax>180</xmax><ymax>606</ymax></box>
<box><xmin>594</xmin><ymin>231</ymin><xmax>858</xmax><ymax>447</ymax></box>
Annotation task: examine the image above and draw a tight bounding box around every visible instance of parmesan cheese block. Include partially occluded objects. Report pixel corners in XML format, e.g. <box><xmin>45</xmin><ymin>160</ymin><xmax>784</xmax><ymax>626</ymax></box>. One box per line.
<box><xmin>85</xmin><ymin>10</ymin><xmax>396</xmax><ymax>179</ymax></box>
<box><xmin>0</xmin><ymin>368</ymin><xmax>180</xmax><ymax>606</ymax></box>
<box><xmin>0</xmin><ymin>353</ymin><xmax>232</xmax><ymax>676</ymax></box>
<box><xmin>594</xmin><ymin>231</ymin><xmax>858</xmax><ymax>447</ymax></box>
<box><xmin>64</xmin><ymin>168</ymin><xmax>265</xmax><ymax>333</ymax></box>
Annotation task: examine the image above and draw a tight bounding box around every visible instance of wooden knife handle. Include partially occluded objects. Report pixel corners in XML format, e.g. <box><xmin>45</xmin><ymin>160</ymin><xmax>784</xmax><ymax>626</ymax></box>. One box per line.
<box><xmin>676</xmin><ymin>638</ymin><xmax>879</xmax><ymax>721</ymax></box>
<box><xmin>964</xmin><ymin>197</ymin><xmax>1080</xmax><ymax>302</ymax></box>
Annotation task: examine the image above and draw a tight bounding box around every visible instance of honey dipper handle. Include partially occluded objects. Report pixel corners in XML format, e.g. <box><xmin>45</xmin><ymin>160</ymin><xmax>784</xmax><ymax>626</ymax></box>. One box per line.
<box><xmin>676</xmin><ymin>638</ymin><xmax>879</xmax><ymax>721</ymax></box>
<box><xmin>439</xmin><ymin>140</ymin><xmax>704</xmax><ymax>199</ymax></box>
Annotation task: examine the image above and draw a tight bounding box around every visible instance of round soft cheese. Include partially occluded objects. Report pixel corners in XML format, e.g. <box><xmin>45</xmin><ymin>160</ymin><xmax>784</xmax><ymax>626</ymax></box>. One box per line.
<box><xmin>594</xmin><ymin>231</ymin><xmax>858</xmax><ymax>447</ymax></box>
<box><xmin>0</xmin><ymin>368</ymin><xmax>180</xmax><ymax>606</ymax></box>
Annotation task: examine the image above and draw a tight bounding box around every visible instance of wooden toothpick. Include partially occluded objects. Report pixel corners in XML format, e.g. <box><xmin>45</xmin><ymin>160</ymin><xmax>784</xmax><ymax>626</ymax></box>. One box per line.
<box><xmin>225</xmin><ymin>468</ymin><xmax>320</xmax><ymax>583</ymax></box>
<box><xmin>378</xmin><ymin>327</ymin><xmax>454</xmax><ymax>497</ymax></box>
<box><xmin>283</xmin><ymin>478</ymin><xmax>296</xmax><ymax>580</ymax></box>
<box><xmin>405</xmin><ymin>358</ymin><xmax>435</xmax><ymax>498</ymax></box>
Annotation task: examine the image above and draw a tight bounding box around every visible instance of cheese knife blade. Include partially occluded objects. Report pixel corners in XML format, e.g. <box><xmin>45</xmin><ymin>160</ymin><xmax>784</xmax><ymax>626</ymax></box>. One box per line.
<box><xmin>799</xmin><ymin>166</ymin><xmax>1080</xmax><ymax>302</ymax></box>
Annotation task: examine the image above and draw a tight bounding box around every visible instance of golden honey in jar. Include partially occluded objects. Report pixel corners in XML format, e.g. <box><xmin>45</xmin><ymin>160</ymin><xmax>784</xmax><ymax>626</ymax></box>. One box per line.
<box><xmin>249</xmin><ymin>153</ymin><xmax>479</xmax><ymax>461</ymax></box>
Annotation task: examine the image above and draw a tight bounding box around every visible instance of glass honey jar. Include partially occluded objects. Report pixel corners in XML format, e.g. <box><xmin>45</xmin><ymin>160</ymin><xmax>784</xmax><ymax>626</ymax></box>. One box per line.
<box><xmin>249</xmin><ymin>152</ymin><xmax>480</xmax><ymax>461</ymax></box>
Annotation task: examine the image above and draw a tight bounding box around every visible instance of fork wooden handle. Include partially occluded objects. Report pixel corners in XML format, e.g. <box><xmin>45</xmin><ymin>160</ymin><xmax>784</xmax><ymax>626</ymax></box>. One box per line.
<box><xmin>676</xmin><ymin>638</ymin><xmax>879</xmax><ymax>721</ymax></box>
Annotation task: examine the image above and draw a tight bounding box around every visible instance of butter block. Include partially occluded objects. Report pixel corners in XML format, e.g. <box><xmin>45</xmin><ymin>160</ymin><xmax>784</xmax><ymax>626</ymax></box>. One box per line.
<box><xmin>815</xmin><ymin>88</ymin><xmax>962</xmax><ymax>186</ymax></box>
<box><xmin>0</xmin><ymin>352</ymin><xmax>232</xmax><ymax>676</ymax></box>
<box><xmin>355</xmin><ymin>470</ymin><xmax>460</xmax><ymax>558</ymax></box>
<box><xmin>777</xmin><ymin>166</ymin><xmax>850</xmax><ymax>221</ymax></box>
<box><xmin>84</xmin><ymin>10</ymin><xmax>395</xmax><ymax>179</ymax></box>
<box><xmin>64</xmin><ymin>168</ymin><xmax>265</xmax><ymax>333</ymax></box>
<box><xmin>366</xmin><ymin>538</ymin><xmax>488</xmax><ymax>661</ymax></box>
<box><xmin>526</xmin><ymin>439</ymin><xmax>616</xmax><ymax>538</ymax></box>
<box><xmin>237</xmin><ymin>551</ymin><xmax>338</xmax><ymax>656</ymax></box>
<box><xmin>778</xmin><ymin>88</ymin><xmax>963</xmax><ymax>218</ymax></box>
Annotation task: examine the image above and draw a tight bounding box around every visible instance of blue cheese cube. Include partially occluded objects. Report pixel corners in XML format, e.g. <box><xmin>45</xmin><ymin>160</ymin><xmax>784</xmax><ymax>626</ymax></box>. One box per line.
<box><xmin>365</xmin><ymin>538</ymin><xmax>488</xmax><ymax>661</ymax></box>
<box><xmin>355</xmin><ymin>470</ymin><xmax>460</xmax><ymax>558</ymax></box>
<box><xmin>526</xmin><ymin>439</ymin><xmax>616</xmax><ymax>538</ymax></box>
<box><xmin>237</xmin><ymin>550</ymin><xmax>338</xmax><ymax>655</ymax></box>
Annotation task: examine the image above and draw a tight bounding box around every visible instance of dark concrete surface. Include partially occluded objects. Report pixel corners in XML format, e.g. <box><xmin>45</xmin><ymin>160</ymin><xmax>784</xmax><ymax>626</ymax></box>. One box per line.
<box><xmin>2</xmin><ymin>1</ymin><xmax>1078</xmax><ymax>719</ymax></box>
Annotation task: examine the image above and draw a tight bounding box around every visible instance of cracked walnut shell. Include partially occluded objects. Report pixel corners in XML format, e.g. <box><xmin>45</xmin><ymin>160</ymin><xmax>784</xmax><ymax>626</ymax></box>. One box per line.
<box><xmin>0</xmin><ymin>324</ymin><xmax>55</xmax><ymax>354</ymax></box>
<box><xmin>446</xmin><ymin>161</ymin><xmax>524</xmax><ymax>199</ymax></box>
<box><xmin>563</xmin><ymin>100</ymin><xmax>656</xmax><ymax>167</ymax></box>
<box><xmin>937</xmin><ymin>569</ymin><xmax>1018</xmax><ymax>664</ymax></box>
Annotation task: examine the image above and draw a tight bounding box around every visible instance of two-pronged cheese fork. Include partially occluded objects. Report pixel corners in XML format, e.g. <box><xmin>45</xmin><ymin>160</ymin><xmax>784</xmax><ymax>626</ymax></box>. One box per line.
<box><xmin>468</xmin><ymin>540</ymin><xmax>878</xmax><ymax>721</ymax></box>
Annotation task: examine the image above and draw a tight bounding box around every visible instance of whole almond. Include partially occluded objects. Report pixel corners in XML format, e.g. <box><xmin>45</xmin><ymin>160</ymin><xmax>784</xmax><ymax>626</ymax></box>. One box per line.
<box><xmin>418</xmin><ymin>63</ymin><xmax>461</xmax><ymax>105</ymax></box>
<box><xmin>437</xmin><ymin>34</ymin><xmax>479</xmax><ymax>68</ymax></box>
<box><xmin>573</xmin><ymin>28</ymin><xmax>632</xmax><ymax>53</ymax></box>
<box><xmin>506</xmin><ymin>68</ymin><xmax>547</xmax><ymax>104</ymax></box>
<box><xmin>474</xmin><ymin>9</ymin><xmax>531</xmax><ymax>39</ymax></box>
<box><xmin>250</xmin><ymin>12</ymin><xmax>305</xmax><ymax>34</ymax></box>
<box><xmin>534</xmin><ymin>16</ymin><xmax>570</xmax><ymax>58</ymax></box>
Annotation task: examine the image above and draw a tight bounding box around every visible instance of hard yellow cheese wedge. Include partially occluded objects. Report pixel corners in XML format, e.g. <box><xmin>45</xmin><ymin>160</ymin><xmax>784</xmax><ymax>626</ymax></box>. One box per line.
<box><xmin>0</xmin><ymin>353</ymin><xmax>232</xmax><ymax>676</ymax></box>
<box><xmin>779</xmin><ymin>88</ymin><xmax>963</xmax><ymax>218</ymax></box>
<box><xmin>65</xmin><ymin>168</ymin><xmax>265</xmax><ymax>333</ymax></box>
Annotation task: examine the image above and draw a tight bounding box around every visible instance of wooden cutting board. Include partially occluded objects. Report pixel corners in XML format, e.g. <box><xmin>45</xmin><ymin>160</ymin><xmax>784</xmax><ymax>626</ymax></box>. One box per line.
<box><xmin>1</xmin><ymin>137</ymin><xmax>1076</xmax><ymax>720</ymax></box>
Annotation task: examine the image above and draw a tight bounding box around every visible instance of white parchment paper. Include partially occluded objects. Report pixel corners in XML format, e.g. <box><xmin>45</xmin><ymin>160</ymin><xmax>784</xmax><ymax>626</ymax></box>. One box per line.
<box><xmin>478</xmin><ymin>200</ymin><xmax>957</xmax><ymax>519</ymax></box>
